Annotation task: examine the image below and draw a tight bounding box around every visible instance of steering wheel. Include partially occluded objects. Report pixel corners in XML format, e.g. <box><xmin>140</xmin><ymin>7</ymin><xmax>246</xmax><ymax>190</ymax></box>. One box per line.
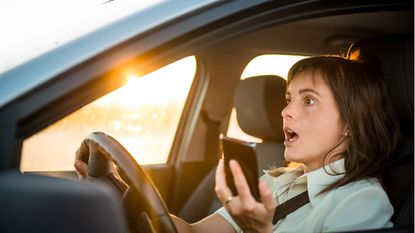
<box><xmin>76</xmin><ymin>131</ymin><xmax>178</xmax><ymax>233</ymax></box>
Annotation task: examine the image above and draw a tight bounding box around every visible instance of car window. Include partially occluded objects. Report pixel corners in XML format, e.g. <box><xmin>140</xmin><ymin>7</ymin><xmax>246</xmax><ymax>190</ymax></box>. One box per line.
<box><xmin>21</xmin><ymin>56</ymin><xmax>196</xmax><ymax>171</ymax></box>
<box><xmin>226</xmin><ymin>54</ymin><xmax>307</xmax><ymax>142</ymax></box>
<box><xmin>0</xmin><ymin>0</ymin><xmax>164</xmax><ymax>74</ymax></box>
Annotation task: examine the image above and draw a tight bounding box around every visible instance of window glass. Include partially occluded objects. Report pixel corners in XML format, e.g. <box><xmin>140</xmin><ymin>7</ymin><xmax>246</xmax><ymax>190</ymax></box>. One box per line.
<box><xmin>0</xmin><ymin>0</ymin><xmax>164</xmax><ymax>74</ymax></box>
<box><xmin>21</xmin><ymin>56</ymin><xmax>196</xmax><ymax>171</ymax></box>
<box><xmin>227</xmin><ymin>54</ymin><xmax>307</xmax><ymax>142</ymax></box>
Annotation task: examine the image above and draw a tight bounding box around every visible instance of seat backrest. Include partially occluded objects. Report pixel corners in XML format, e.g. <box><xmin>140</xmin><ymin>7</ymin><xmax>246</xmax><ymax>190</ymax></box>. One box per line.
<box><xmin>348</xmin><ymin>34</ymin><xmax>414</xmax><ymax>229</ymax></box>
<box><xmin>0</xmin><ymin>171</ymin><xmax>128</xmax><ymax>233</ymax></box>
<box><xmin>178</xmin><ymin>75</ymin><xmax>287</xmax><ymax>223</ymax></box>
<box><xmin>233</xmin><ymin>75</ymin><xmax>287</xmax><ymax>171</ymax></box>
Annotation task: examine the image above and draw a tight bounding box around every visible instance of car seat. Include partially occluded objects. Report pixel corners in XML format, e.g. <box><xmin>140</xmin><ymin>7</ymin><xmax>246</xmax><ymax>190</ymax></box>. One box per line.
<box><xmin>233</xmin><ymin>75</ymin><xmax>288</xmax><ymax>170</ymax></box>
<box><xmin>347</xmin><ymin>34</ymin><xmax>414</xmax><ymax>230</ymax></box>
<box><xmin>0</xmin><ymin>171</ymin><xmax>128</xmax><ymax>233</ymax></box>
<box><xmin>178</xmin><ymin>75</ymin><xmax>287</xmax><ymax>223</ymax></box>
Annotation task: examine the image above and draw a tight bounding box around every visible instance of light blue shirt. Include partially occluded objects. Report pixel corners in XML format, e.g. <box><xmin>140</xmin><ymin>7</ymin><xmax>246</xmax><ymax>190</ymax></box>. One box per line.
<box><xmin>216</xmin><ymin>159</ymin><xmax>393</xmax><ymax>232</ymax></box>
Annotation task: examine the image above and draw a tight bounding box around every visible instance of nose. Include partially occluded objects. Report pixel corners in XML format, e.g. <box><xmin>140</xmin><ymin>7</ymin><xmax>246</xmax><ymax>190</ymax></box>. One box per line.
<box><xmin>281</xmin><ymin>103</ymin><xmax>296</xmax><ymax>120</ymax></box>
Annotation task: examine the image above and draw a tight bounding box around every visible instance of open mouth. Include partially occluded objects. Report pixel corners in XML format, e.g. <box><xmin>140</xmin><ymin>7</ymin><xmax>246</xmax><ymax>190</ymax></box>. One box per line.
<box><xmin>284</xmin><ymin>128</ymin><xmax>299</xmax><ymax>143</ymax></box>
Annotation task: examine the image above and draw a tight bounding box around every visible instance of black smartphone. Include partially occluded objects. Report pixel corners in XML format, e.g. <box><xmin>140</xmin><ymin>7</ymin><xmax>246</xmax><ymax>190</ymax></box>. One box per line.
<box><xmin>220</xmin><ymin>135</ymin><xmax>260</xmax><ymax>201</ymax></box>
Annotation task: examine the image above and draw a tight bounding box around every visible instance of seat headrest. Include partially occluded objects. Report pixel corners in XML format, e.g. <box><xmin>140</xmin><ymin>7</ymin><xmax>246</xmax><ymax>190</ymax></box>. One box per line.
<box><xmin>347</xmin><ymin>34</ymin><xmax>414</xmax><ymax>135</ymax></box>
<box><xmin>234</xmin><ymin>75</ymin><xmax>286</xmax><ymax>141</ymax></box>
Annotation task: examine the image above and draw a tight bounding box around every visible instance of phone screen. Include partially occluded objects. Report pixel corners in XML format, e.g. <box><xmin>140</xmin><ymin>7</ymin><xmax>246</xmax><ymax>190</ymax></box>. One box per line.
<box><xmin>220</xmin><ymin>135</ymin><xmax>260</xmax><ymax>201</ymax></box>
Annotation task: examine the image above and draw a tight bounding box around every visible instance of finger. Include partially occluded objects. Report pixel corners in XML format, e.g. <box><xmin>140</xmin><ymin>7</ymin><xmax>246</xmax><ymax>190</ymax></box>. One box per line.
<box><xmin>75</xmin><ymin>145</ymin><xmax>89</xmax><ymax>179</ymax></box>
<box><xmin>74</xmin><ymin>159</ymin><xmax>88</xmax><ymax>177</ymax></box>
<box><xmin>214</xmin><ymin>159</ymin><xmax>233</xmax><ymax>201</ymax></box>
<box><xmin>259</xmin><ymin>180</ymin><xmax>276</xmax><ymax>213</ymax></box>
<box><xmin>229</xmin><ymin>160</ymin><xmax>254</xmax><ymax>202</ymax></box>
<box><xmin>75</xmin><ymin>144</ymin><xmax>88</xmax><ymax>162</ymax></box>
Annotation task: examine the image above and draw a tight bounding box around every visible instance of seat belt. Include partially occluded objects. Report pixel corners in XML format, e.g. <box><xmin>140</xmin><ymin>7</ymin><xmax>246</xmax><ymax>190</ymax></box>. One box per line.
<box><xmin>272</xmin><ymin>191</ymin><xmax>310</xmax><ymax>224</ymax></box>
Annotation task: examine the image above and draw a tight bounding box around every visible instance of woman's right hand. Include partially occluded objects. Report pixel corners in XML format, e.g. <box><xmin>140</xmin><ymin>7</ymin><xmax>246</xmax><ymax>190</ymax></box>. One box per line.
<box><xmin>214</xmin><ymin>159</ymin><xmax>276</xmax><ymax>233</ymax></box>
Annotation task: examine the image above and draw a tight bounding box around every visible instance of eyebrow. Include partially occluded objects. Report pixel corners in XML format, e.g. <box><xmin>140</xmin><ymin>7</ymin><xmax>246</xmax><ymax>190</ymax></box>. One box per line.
<box><xmin>286</xmin><ymin>88</ymin><xmax>321</xmax><ymax>96</ymax></box>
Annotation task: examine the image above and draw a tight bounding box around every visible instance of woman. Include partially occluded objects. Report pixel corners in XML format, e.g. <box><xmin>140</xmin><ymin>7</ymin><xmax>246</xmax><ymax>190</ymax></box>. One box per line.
<box><xmin>172</xmin><ymin>53</ymin><xmax>399</xmax><ymax>232</ymax></box>
<box><xmin>75</xmin><ymin>52</ymin><xmax>399</xmax><ymax>232</ymax></box>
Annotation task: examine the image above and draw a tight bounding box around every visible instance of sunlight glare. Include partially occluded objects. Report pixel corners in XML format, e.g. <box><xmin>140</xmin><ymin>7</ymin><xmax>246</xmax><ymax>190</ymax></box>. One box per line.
<box><xmin>21</xmin><ymin>56</ymin><xmax>197</xmax><ymax>171</ymax></box>
<box><xmin>95</xmin><ymin>56</ymin><xmax>196</xmax><ymax>110</ymax></box>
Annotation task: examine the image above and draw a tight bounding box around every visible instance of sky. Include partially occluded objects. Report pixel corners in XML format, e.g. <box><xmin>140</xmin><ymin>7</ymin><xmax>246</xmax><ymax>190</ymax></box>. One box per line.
<box><xmin>0</xmin><ymin>0</ymin><xmax>163</xmax><ymax>74</ymax></box>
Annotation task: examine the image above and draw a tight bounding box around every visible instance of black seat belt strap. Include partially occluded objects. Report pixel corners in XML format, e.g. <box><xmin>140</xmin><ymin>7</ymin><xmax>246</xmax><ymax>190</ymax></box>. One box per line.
<box><xmin>272</xmin><ymin>191</ymin><xmax>310</xmax><ymax>224</ymax></box>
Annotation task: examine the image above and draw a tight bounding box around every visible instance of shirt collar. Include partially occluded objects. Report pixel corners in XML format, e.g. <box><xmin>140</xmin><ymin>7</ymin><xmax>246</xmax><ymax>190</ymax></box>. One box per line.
<box><xmin>264</xmin><ymin>165</ymin><xmax>305</xmax><ymax>202</ymax></box>
<box><xmin>303</xmin><ymin>158</ymin><xmax>346</xmax><ymax>206</ymax></box>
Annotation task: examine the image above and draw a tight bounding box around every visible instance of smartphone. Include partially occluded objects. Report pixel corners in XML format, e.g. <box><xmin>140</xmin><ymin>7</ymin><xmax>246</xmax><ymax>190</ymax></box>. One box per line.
<box><xmin>220</xmin><ymin>135</ymin><xmax>260</xmax><ymax>201</ymax></box>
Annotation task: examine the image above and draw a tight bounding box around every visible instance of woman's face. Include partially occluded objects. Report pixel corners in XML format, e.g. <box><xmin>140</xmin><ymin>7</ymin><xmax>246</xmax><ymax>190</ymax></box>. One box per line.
<box><xmin>282</xmin><ymin>70</ymin><xmax>345</xmax><ymax>172</ymax></box>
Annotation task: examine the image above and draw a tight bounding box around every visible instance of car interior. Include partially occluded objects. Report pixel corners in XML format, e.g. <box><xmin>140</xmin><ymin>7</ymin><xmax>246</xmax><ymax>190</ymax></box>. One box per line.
<box><xmin>179</xmin><ymin>34</ymin><xmax>414</xmax><ymax>231</ymax></box>
<box><xmin>179</xmin><ymin>74</ymin><xmax>288</xmax><ymax>222</ymax></box>
<box><xmin>0</xmin><ymin>1</ymin><xmax>413</xmax><ymax>233</ymax></box>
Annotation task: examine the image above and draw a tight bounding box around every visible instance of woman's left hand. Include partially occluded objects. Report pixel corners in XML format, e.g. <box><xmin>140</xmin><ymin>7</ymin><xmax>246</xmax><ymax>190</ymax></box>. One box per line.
<box><xmin>215</xmin><ymin>159</ymin><xmax>276</xmax><ymax>233</ymax></box>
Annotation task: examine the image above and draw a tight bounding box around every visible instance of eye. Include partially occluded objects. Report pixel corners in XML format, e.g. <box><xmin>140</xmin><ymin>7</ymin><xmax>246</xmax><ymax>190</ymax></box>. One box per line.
<box><xmin>305</xmin><ymin>96</ymin><xmax>315</xmax><ymax>105</ymax></box>
<box><xmin>286</xmin><ymin>96</ymin><xmax>291</xmax><ymax>104</ymax></box>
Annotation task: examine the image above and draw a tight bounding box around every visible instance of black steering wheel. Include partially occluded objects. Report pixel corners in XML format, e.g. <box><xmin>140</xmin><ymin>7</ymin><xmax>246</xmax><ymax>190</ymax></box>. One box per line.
<box><xmin>76</xmin><ymin>131</ymin><xmax>178</xmax><ymax>233</ymax></box>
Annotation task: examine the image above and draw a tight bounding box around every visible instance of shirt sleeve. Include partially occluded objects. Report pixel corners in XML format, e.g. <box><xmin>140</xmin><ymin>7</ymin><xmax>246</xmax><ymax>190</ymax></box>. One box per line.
<box><xmin>322</xmin><ymin>185</ymin><xmax>393</xmax><ymax>232</ymax></box>
<box><xmin>215</xmin><ymin>207</ymin><xmax>242</xmax><ymax>233</ymax></box>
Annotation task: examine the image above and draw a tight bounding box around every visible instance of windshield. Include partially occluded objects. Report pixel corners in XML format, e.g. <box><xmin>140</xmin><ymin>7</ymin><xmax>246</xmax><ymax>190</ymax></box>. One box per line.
<box><xmin>0</xmin><ymin>0</ymin><xmax>164</xmax><ymax>74</ymax></box>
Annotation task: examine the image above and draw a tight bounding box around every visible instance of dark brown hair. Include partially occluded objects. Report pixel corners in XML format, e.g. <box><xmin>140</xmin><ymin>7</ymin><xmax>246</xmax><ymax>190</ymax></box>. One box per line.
<box><xmin>286</xmin><ymin>54</ymin><xmax>400</xmax><ymax>193</ymax></box>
